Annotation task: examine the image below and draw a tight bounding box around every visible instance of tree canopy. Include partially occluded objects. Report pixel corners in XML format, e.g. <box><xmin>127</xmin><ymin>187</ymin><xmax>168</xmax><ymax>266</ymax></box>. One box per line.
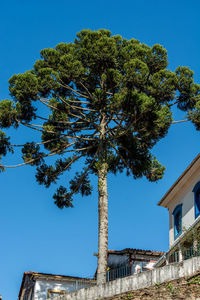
<box><xmin>1</xmin><ymin>29</ymin><xmax>200</xmax><ymax>283</ymax></box>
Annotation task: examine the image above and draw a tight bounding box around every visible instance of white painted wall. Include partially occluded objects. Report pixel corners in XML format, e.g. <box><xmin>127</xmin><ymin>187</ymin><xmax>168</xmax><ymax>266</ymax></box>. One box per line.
<box><xmin>33</xmin><ymin>278</ymin><xmax>93</xmax><ymax>300</ymax></box>
<box><xmin>168</xmin><ymin>169</ymin><xmax>200</xmax><ymax>248</ymax></box>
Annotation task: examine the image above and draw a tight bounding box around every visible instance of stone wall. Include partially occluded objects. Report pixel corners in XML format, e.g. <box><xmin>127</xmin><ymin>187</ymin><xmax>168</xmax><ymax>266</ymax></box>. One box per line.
<box><xmin>51</xmin><ymin>256</ymin><xmax>200</xmax><ymax>300</ymax></box>
<box><xmin>103</xmin><ymin>272</ymin><xmax>200</xmax><ymax>300</ymax></box>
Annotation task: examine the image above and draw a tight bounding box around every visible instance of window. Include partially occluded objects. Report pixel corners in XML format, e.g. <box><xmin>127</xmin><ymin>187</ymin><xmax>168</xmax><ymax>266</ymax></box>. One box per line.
<box><xmin>193</xmin><ymin>181</ymin><xmax>200</xmax><ymax>219</ymax></box>
<box><xmin>172</xmin><ymin>204</ymin><xmax>182</xmax><ymax>239</ymax></box>
<box><xmin>169</xmin><ymin>250</ymin><xmax>179</xmax><ymax>263</ymax></box>
<box><xmin>47</xmin><ymin>289</ymin><xmax>66</xmax><ymax>299</ymax></box>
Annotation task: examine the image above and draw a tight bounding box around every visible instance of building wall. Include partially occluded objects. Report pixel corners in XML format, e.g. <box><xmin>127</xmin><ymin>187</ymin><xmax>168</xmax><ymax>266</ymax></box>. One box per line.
<box><xmin>19</xmin><ymin>274</ymin><xmax>35</xmax><ymax>300</ymax></box>
<box><xmin>108</xmin><ymin>253</ymin><xmax>159</xmax><ymax>274</ymax></box>
<box><xmin>168</xmin><ymin>168</ymin><xmax>200</xmax><ymax>248</ymax></box>
<box><xmin>33</xmin><ymin>279</ymin><xmax>93</xmax><ymax>300</ymax></box>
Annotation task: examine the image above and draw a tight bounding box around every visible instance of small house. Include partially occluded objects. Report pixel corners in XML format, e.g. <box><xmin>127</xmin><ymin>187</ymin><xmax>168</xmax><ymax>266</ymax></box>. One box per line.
<box><xmin>18</xmin><ymin>271</ymin><xmax>95</xmax><ymax>300</ymax></box>
<box><xmin>107</xmin><ymin>248</ymin><xmax>163</xmax><ymax>280</ymax></box>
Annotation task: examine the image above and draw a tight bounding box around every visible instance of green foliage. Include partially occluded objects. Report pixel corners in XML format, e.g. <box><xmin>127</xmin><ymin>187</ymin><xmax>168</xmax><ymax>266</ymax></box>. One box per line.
<box><xmin>0</xmin><ymin>131</ymin><xmax>13</xmax><ymax>157</ymax></box>
<box><xmin>126</xmin><ymin>293</ymin><xmax>133</xmax><ymax>299</ymax></box>
<box><xmin>176</xmin><ymin>67</ymin><xmax>199</xmax><ymax>111</ymax></box>
<box><xmin>145</xmin><ymin>157</ymin><xmax>165</xmax><ymax>182</ymax></box>
<box><xmin>166</xmin><ymin>283</ymin><xmax>174</xmax><ymax>293</ymax></box>
<box><xmin>188</xmin><ymin>276</ymin><xmax>200</xmax><ymax>285</ymax></box>
<box><xmin>180</xmin><ymin>224</ymin><xmax>200</xmax><ymax>253</ymax></box>
<box><xmin>36</xmin><ymin>163</ymin><xmax>58</xmax><ymax>187</ymax></box>
<box><xmin>53</xmin><ymin>186</ymin><xmax>73</xmax><ymax>208</ymax></box>
<box><xmin>70</xmin><ymin>172</ymin><xmax>92</xmax><ymax>196</ymax></box>
<box><xmin>0</xmin><ymin>131</ymin><xmax>13</xmax><ymax>173</ymax></box>
<box><xmin>21</xmin><ymin>143</ymin><xmax>44</xmax><ymax>166</ymax></box>
<box><xmin>9</xmin><ymin>72</ymin><xmax>38</xmax><ymax>102</ymax></box>
<box><xmin>155</xmin><ymin>282</ymin><xmax>160</xmax><ymax>288</ymax></box>
<box><xmin>36</xmin><ymin>157</ymin><xmax>74</xmax><ymax>187</ymax></box>
<box><xmin>0</xmin><ymin>100</ymin><xmax>18</xmax><ymax>128</ymax></box>
<box><xmin>188</xmin><ymin>99</ymin><xmax>200</xmax><ymax>130</ymax></box>
<box><xmin>41</xmin><ymin>123</ymin><xmax>67</xmax><ymax>151</ymax></box>
<box><xmin>1</xmin><ymin>29</ymin><xmax>200</xmax><ymax>207</ymax></box>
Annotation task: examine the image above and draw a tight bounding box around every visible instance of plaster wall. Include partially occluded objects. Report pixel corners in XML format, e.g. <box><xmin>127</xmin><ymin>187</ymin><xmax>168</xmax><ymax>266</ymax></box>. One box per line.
<box><xmin>131</xmin><ymin>260</ymin><xmax>155</xmax><ymax>273</ymax></box>
<box><xmin>168</xmin><ymin>169</ymin><xmax>200</xmax><ymax>247</ymax></box>
<box><xmin>34</xmin><ymin>279</ymin><xmax>93</xmax><ymax>300</ymax></box>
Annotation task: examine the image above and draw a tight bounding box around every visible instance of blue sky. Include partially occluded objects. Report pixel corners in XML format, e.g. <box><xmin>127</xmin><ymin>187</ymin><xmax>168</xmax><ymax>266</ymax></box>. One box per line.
<box><xmin>1</xmin><ymin>1</ymin><xmax>200</xmax><ymax>299</ymax></box>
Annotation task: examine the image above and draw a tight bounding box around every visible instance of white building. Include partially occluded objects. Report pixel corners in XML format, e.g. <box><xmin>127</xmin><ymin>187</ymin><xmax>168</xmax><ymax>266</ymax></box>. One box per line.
<box><xmin>107</xmin><ymin>248</ymin><xmax>163</xmax><ymax>280</ymax></box>
<box><xmin>18</xmin><ymin>271</ymin><xmax>95</xmax><ymax>300</ymax></box>
<box><xmin>156</xmin><ymin>154</ymin><xmax>200</xmax><ymax>266</ymax></box>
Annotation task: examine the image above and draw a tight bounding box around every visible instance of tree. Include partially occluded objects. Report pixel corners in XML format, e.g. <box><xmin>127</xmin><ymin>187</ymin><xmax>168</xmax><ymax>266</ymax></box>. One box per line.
<box><xmin>0</xmin><ymin>29</ymin><xmax>200</xmax><ymax>284</ymax></box>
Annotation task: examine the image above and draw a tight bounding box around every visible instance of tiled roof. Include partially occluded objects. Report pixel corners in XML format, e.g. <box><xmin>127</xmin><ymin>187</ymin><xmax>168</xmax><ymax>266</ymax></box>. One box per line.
<box><xmin>24</xmin><ymin>271</ymin><xmax>94</xmax><ymax>281</ymax></box>
<box><xmin>108</xmin><ymin>248</ymin><xmax>164</xmax><ymax>256</ymax></box>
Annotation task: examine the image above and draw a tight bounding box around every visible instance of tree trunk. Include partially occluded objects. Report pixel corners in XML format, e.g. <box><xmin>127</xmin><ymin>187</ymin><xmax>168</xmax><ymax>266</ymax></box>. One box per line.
<box><xmin>97</xmin><ymin>162</ymin><xmax>108</xmax><ymax>284</ymax></box>
<box><xmin>97</xmin><ymin>115</ymin><xmax>108</xmax><ymax>285</ymax></box>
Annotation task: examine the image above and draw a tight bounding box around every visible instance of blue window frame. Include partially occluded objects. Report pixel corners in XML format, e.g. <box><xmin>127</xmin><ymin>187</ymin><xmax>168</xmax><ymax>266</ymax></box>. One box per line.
<box><xmin>193</xmin><ymin>182</ymin><xmax>200</xmax><ymax>219</ymax></box>
<box><xmin>172</xmin><ymin>204</ymin><xmax>182</xmax><ymax>240</ymax></box>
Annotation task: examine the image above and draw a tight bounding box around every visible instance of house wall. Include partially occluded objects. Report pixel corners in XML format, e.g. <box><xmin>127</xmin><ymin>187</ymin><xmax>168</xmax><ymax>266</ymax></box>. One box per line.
<box><xmin>168</xmin><ymin>168</ymin><xmax>200</xmax><ymax>248</ymax></box>
<box><xmin>33</xmin><ymin>278</ymin><xmax>93</xmax><ymax>300</ymax></box>
<box><xmin>108</xmin><ymin>253</ymin><xmax>159</xmax><ymax>273</ymax></box>
<box><xmin>19</xmin><ymin>274</ymin><xmax>35</xmax><ymax>300</ymax></box>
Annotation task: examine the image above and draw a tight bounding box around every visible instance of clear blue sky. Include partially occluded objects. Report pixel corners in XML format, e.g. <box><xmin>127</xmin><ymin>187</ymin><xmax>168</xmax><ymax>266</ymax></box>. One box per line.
<box><xmin>1</xmin><ymin>1</ymin><xmax>200</xmax><ymax>299</ymax></box>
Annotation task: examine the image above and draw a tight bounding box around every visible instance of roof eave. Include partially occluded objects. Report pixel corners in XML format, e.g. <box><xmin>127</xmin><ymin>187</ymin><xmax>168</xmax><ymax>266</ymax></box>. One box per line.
<box><xmin>157</xmin><ymin>153</ymin><xmax>200</xmax><ymax>208</ymax></box>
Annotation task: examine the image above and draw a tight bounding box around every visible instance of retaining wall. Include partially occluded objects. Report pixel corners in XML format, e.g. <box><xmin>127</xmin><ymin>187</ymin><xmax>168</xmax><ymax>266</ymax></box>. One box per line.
<box><xmin>51</xmin><ymin>256</ymin><xmax>200</xmax><ymax>300</ymax></box>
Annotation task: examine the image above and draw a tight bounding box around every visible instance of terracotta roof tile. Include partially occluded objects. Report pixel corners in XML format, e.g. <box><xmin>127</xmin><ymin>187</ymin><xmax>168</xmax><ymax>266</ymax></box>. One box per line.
<box><xmin>108</xmin><ymin>248</ymin><xmax>164</xmax><ymax>256</ymax></box>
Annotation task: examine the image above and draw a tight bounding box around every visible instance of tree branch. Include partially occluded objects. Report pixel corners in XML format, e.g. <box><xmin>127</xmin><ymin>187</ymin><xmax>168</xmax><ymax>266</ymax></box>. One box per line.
<box><xmin>18</xmin><ymin>120</ymin><xmax>97</xmax><ymax>141</ymax></box>
<box><xmin>37</xmin><ymin>97</ymin><xmax>99</xmax><ymax>131</ymax></box>
<box><xmin>51</xmin><ymin>153</ymin><xmax>85</xmax><ymax>180</ymax></box>
<box><xmin>35</xmin><ymin>115</ymin><xmax>87</xmax><ymax>125</ymax></box>
<box><xmin>38</xmin><ymin>98</ymin><xmax>60</xmax><ymax>111</ymax></box>
<box><xmin>110</xmin><ymin>142</ymin><xmax>133</xmax><ymax>174</ymax></box>
<box><xmin>68</xmin><ymin>111</ymin><xmax>99</xmax><ymax>131</ymax></box>
<box><xmin>172</xmin><ymin>119</ymin><xmax>189</xmax><ymax>124</ymax></box>
<box><xmin>69</xmin><ymin>150</ymin><xmax>98</xmax><ymax>195</ymax></box>
<box><xmin>71</xmin><ymin>104</ymin><xmax>96</xmax><ymax>112</ymax></box>
<box><xmin>78</xmin><ymin>81</ymin><xmax>94</xmax><ymax>100</ymax></box>
<box><xmin>10</xmin><ymin>138</ymin><xmax>62</xmax><ymax>147</ymax></box>
<box><xmin>0</xmin><ymin>141</ymin><xmax>78</xmax><ymax>168</ymax></box>
<box><xmin>0</xmin><ymin>149</ymin><xmax>62</xmax><ymax>168</ymax></box>
<box><xmin>57</xmin><ymin>93</ymin><xmax>96</xmax><ymax>112</ymax></box>
<box><xmin>59</xmin><ymin>81</ymin><xmax>90</xmax><ymax>100</ymax></box>
<box><xmin>106</xmin><ymin>125</ymin><xmax>136</xmax><ymax>158</ymax></box>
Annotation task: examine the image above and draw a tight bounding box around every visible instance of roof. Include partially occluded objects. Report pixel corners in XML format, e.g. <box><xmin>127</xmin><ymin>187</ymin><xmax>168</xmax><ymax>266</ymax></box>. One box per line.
<box><xmin>108</xmin><ymin>248</ymin><xmax>164</xmax><ymax>257</ymax></box>
<box><xmin>18</xmin><ymin>271</ymin><xmax>95</xmax><ymax>299</ymax></box>
<box><xmin>158</xmin><ymin>153</ymin><xmax>200</xmax><ymax>207</ymax></box>
<box><xmin>22</xmin><ymin>271</ymin><xmax>94</xmax><ymax>280</ymax></box>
